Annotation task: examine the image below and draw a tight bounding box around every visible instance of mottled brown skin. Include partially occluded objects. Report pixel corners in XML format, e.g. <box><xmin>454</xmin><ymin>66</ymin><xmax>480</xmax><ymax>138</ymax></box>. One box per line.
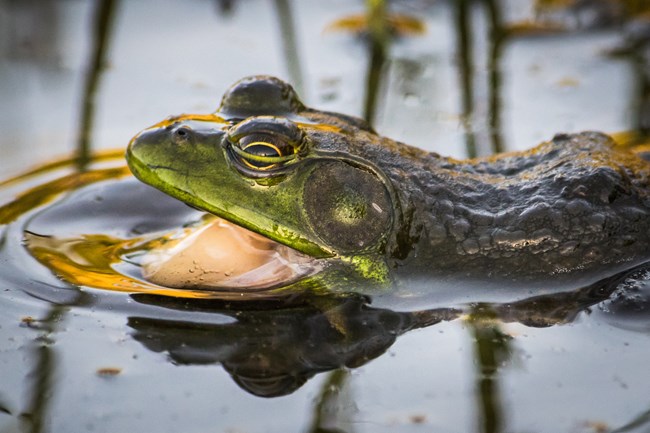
<box><xmin>129</xmin><ymin>76</ymin><xmax>650</xmax><ymax>284</ymax></box>
<box><xmin>290</xmin><ymin>91</ymin><xmax>650</xmax><ymax>280</ymax></box>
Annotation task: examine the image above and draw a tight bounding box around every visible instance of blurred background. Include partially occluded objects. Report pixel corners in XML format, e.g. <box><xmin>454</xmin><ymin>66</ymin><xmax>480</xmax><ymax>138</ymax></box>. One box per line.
<box><xmin>1</xmin><ymin>0</ymin><xmax>648</xmax><ymax>178</ymax></box>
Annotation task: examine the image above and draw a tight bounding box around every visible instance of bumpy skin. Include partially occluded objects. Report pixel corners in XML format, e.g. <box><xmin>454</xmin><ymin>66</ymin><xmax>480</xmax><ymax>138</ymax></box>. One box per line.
<box><xmin>127</xmin><ymin>75</ymin><xmax>650</xmax><ymax>284</ymax></box>
<box><xmin>386</xmin><ymin>132</ymin><xmax>650</xmax><ymax>279</ymax></box>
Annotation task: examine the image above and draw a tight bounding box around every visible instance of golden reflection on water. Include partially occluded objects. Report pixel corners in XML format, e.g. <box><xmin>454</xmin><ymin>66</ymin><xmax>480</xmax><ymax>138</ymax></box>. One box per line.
<box><xmin>24</xmin><ymin>223</ymin><xmax>297</xmax><ymax>301</ymax></box>
<box><xmin>0</xmin><ymin>165</ymin><xmax>130</xmax><ymax>225</ymax></box>
<box><xmin>22</xmin><ymin>205</ymin><xmax>293</xmax><ymax>301</ymax></box>
<box><xmin>23</xmin><ymin>230</ymin><xmax>211</xmax><ymax>299</ymax></box>
<box><xmin>0</xmin><ymin>151</ymin><xmax>288</xmax><ymax>301</ymax></box>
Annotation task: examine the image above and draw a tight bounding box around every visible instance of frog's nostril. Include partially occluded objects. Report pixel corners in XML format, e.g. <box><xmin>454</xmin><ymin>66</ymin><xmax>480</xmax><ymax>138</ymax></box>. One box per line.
<box><xmin>172</xmin><ymin>126</ymin><xmax>193</xmax><ymax>144</ymax></box>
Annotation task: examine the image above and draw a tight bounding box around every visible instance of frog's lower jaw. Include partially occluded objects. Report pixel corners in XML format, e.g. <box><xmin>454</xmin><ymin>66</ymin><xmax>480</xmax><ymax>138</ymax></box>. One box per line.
<box><xmin>138</xmin><ymin>216</ymin><xmax>322</xmax><ymax>291</ymax></box>
<box><xmin>136</xmin><ymin>214</ymin><xmax>391</xmax><ymax>294</ymax></box>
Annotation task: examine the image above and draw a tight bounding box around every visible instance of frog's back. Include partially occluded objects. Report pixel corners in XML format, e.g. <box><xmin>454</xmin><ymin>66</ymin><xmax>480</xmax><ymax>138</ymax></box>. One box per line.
<box><xmin>390</xmin><ymin>132</ymin><xmax>650</xmax><ymax>279</ymax></box>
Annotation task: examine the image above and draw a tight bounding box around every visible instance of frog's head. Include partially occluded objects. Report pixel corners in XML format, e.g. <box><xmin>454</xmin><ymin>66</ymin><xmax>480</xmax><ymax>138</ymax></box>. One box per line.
<box><xmin>127</xmin><ymin>76</ymin><xmax>402</xmax><ymax>281</ymax></box>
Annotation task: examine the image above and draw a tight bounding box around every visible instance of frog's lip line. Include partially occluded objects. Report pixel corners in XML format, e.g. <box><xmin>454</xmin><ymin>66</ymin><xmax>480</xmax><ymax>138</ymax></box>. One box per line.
<box><xmin>126</xmin><ymin>149</ymin><xmax>200</xmax><ymax>185</ymax></box>
<box><xmin>127</xmin><ymin>144</ymin><xmax>186</xmax><ymax>176</ymax></box>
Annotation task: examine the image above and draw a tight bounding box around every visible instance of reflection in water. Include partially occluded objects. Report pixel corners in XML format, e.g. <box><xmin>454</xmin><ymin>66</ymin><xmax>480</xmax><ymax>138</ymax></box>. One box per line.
<box><xmin>306</xmin><ymin>369</ymin><xmax>352</xmax><ymax>433</ymax></box>
<box><xmin>214</xmin><ymin>0</ymin><xmax>235</xmax><ymax>15</ymax></box>
<box><xmin>452</xmin><ymin>0</ymin><xmax>650</xmax><ymax>157</ymax></box>
<box><xmin>455</xmin><ymin>0</ymin><xmax>478</xmax><ymax>158</ymax></box>
<box><xmin>633</xmin><ymin>54</ymin><xmax>650</xmax><ymax>136</ymax></box>
<box><xmin>467</xmin><ymin>309</ymin><xmax>510</xmax><ymax>433</ymax></box>
<box><xmin>484</xmin><ymin>0</ymin><xmax>504</xmax><ymax>154</ymax></box>
<box><xmin>0</xmin><ymin>142</ymin><xmax>648</xmax><ymax>429</ymax></box>
<box><xmin>123</xmin><ymin>263</ymin><xmax>644</xmax><ymax>399</ymax></box>
<box><xmin>612</xmin><ymin>407</ymin><xmax>650</xmax><ymax>432</ymax></box>
<box><xmin>327</xmin><ymin>1</ymin><xmax>426</xmax><ymax>126</ymax></box>
<box><xmin>3</xmin><ymin>0</ymin><xmax>60</xmax><ymax>64</ymax></box>
<box><xmin>19</xmin><ymin>305</ymin><xmax>67</xmax><ymax>433</ymax></box>
<box><xmin>77</xmin><ymin>0</ymin><xmax>119</xmax><ymax>169</ymax></box>
<box><xmin>128</xmin><ymin>293</ymin><xmax>455</xmax><ymax>397</ymax></box>
<box><xmin>454</xmin><ymin>0</ymin><xmax>478</xmax><ymax>158</ymax></box>
<box><xmin>363</xmin><ymin>0</ymin><xmax>389</xmax><ymax>124</ymax></box>
<box><xmin>273</xmin><ymin>0</ymin><xmax>304</xmax><ymax>97</ymax></box>
<box><xmin>455</xmin><ymin>0</ymin><xmax>506</xmax><ymax>156</ymax></box>
<box><xmin>0</xmin><ymin>163</ymin><xmax>129</xmax><ymax>226</ymax></box>
<box><xmin>617</xmin><ymin>22</ymin><xmax>650</xmax><ymax>137</ymax></box>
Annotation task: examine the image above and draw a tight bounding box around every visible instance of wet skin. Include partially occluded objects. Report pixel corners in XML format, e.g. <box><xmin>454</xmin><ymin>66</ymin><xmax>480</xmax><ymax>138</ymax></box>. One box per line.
<box><xmin>127</xmin><ymin>75</ymin><xmax>650</xmax><ymax>288</ymax></box>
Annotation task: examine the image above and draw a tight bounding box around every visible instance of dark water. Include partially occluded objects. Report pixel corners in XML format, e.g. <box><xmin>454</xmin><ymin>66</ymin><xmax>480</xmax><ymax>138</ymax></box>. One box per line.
<box><xmin>2</xmin><ymin>1</ymin><xmax>650</xmax><ymax>432</ymax></box>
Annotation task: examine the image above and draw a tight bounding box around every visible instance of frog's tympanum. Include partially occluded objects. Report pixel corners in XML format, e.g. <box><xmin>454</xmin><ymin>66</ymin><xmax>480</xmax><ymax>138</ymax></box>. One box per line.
<box><xmin>127</xmin><ymin>75</ymin><xmax>650</xmax><ymax>293</ymax></box>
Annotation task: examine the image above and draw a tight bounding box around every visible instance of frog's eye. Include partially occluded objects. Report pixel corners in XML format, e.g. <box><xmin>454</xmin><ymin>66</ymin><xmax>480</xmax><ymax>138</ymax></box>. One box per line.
<box><xmin>242</xmin><ymin>141</ymin><xmax>282</xmax><ymax>170</ymax></box>
<box><xmin>231</xmin><ymin>133</ymin><xmax>297</xmax><ymax>171</ymax></box>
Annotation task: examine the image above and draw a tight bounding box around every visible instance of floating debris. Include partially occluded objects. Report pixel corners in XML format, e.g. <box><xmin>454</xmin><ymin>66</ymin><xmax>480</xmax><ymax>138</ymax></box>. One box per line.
<box><xmin>96</xmin><ymin>367</ymin><xmax>122</xmax><ymax>377</ymax></box>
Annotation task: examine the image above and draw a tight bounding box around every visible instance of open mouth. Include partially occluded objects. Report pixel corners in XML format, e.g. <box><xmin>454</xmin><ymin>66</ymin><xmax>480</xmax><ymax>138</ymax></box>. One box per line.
<box><xmin>141</xmin><ymin>217</ymin><xmax>320</xmax><ymax>291</ymax></box>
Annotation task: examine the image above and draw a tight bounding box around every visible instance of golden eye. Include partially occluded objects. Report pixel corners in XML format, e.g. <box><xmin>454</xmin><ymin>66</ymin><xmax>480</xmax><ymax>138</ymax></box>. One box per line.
<box><xmin>231</xmin><ymin>133</ymin><xmax>297</xmax><ymax>172</ymax></box>
<box><xmin>240</xmin><ymin>141</ymin><xmax>282</xmax><ymax>170</ymax></box>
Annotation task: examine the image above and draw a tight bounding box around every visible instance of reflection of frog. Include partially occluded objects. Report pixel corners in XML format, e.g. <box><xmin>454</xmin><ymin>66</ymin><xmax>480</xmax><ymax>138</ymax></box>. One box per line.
<box><xmin>128</xmin><ymin>293</ymin><xmax>455</xmax><ymax>397</ymax></box>
<box><xmin>127</xmin><ymin>264</ymin><xmax>640</xmax><ymax>397</ymax></box>
<box><xmin>127</xmin><ymin>75</ymin><xmax>650</xmax><ymax>287</ymax></box>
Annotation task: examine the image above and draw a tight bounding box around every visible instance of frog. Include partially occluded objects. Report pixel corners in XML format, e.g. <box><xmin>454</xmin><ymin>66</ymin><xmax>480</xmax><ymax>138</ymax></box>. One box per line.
<box><xmin>126</xmin><ymin>75</ymin><xmax>650</xmax><ymax>294</ymax></box>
